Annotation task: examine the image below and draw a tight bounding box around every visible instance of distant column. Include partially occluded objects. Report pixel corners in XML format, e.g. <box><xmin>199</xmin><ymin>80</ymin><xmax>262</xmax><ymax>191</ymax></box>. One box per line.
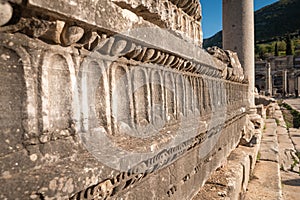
<box><xmin>266</xmin><ymin>63</ymin><xmax>272</xmax><ymax>96</ymax></box>
<box><xmin>283</xmin><ymin>69</ymin><xmax>288</xmax><ymax>96</ymax></box>
<box><xmin>222</xmin><ymin>0</ymin><xmax>255</xmax><ymax>108</ymax></box>
<box><xmin>296</xmin><ymin>76</ymin><xmax>300</xmax><ymax>97</ymax></box>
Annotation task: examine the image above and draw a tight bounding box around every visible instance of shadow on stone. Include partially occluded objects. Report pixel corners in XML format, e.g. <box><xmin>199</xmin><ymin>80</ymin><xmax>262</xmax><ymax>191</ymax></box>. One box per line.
<box><xmin>290</xmin><ymin>134</ymin><xmax>300</xmax><ymax>137</ymax></box>
<box><xmin>282</xmin><ymin>179</ymin><xmax>300</xmax><ymax>186</ymax></box>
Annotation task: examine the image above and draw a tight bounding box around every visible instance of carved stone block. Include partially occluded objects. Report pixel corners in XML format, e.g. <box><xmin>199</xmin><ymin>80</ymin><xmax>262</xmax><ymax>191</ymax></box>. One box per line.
<box><xmin>0</xmin><ymin>1</ymin><xmax>249</xmax><ymax>199</ymax></box>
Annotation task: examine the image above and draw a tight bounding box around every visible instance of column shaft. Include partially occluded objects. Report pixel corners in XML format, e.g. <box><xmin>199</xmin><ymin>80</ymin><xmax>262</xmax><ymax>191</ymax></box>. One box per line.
<box><xmin>283</xmin><ymin>69</ymin><xmax>288</xmax><ymax>96</ymax></box>
<box><xmin>223</xmin><ymin>0</ymin><xmax>255</xmax><ymax>107</ymax></box>
<box><xmin>266</xmin><ymin>63</ymin><xmax>272</xmax><ymax>96</ymax></box>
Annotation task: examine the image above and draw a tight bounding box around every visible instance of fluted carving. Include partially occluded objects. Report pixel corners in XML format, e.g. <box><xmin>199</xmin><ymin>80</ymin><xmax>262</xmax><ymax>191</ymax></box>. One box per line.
<box><xmin>0</xmin><ymin>1</ymin><xmax>250</xmax><ymax>199</ymax></box>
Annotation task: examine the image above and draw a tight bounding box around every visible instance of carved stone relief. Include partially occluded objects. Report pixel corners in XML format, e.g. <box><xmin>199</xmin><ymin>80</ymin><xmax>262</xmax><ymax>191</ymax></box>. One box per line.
<box><xmin>0</xmin><ymin>1</ymin><xmax>250</xmax><ymax>199</ymax></box>
<box><xmin>113</xmin><ymin>0</ymin><xmax>203</xmax><ymax>46</ymax></box>
<box><xmin>0</xmin><ymin>46</ymin><xmax>25</xmax><ymax>157</ymax></box>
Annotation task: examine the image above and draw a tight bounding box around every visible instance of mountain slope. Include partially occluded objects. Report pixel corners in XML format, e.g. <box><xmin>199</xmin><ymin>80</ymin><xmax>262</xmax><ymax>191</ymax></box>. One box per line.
<box><xmin>203</xmin><ymin>0</ymin><xmax>300</xmax><ymax>48</ymax></box>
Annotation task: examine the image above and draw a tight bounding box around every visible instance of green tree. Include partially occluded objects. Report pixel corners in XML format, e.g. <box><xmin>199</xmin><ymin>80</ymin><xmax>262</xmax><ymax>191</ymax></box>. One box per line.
<box><xmin>266</xmin><ymin>44</ymin><xmax>274</xmax><ymax>53</ymax></box>
<box><xmin>286</xmin><ymin>34</ymin><xmax>294</xmax><ymax>55</ymax></box>
<box><xmin>278</xmin><ymin>40</ymin><xmax>286</xmax><ymax>51</ymax></box>
<box><xmin>255</xmin><ymin>44</ymin><xmax>267</xmax><ymax>59</ymax></box>
<box><xmin>275</xmin><ymin>42</ymin><xmax>279</xmax><ymax>56</ymax></box>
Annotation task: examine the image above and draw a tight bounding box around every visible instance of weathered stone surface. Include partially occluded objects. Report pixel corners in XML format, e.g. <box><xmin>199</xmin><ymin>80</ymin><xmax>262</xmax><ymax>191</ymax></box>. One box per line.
<box><xmin>245</xmin><ymin>161</ymin><xmax>282</xmax><ymax>200</ymax></box>
<box><xmin>289</xmin><ymin>128</ymin><xmax>300</xmax><ymax>154</ymax></box>
<box><xmin>240</xmin><ymin>115</ymin><xmax>255</xmax><ymax>145</ymax></box>
<box><xmin>255</xmin><ymin>94</ymin><xmax>276</xmax><ymax>106</ymax></box>
<box><xmin>207</xmin><ymin>46</ymin><xmax>230</xmax><ymax>64</ymax></box>
<box><xmin>223</xmin><ymin>0</ymin><xmax>255</xmax><ymax>107</ymax></box>
<box><xmin>40</xmin><ymin>20</ymin><xmax>66</xmax><ymax>44</ymax></box>
<box><xmin>259</xmin><ymin>119</ymin><xmax>279</xmax><ymax>162</ymax></box>
<box><xmin>272</xmin><ymin>102</ymin><xmax>300</xmax><ymax>200</ymax></box>
<box><xmin>284</xmin><ymin>99</ymin><xmax>300</xmax><ymax>112</ymax></box>
<box><xmin>113</xmin><ymin>0</ymin><xmax>203</xmax><ymax>46</ymax></box>
<box><xmin>0</xmin><ymin>1</ymin><xmax>13</xmax><ymax>26</ymax></box>
<box><xmin>239</xmin><ymin>112</ymin><xmax>264</xmax><ymax>147</ymax></box>
<box><xmin>61</xmin><ymin>25</ymin><xmax>85</xmax><ymax>46</ymax></box>
<box><xmin>0</xmin><ymin>45</ymin><xmax>26</xmax><ymax>157</ymax></box>
<box><xmin>281</xmin><ymin>170</ymin><xmax>300</xmax><ymax>200</ymax></box>
<box><xmin>193</xmin><ymin>137</ymin><xmax>262</xmax><ymax>200</ymax></box>
<box><xmin>207</xmin><ymin>46</ymin><xmax>245</xmax><ymax>83</ymax></box>
<box><xmin>0</xmin><ymin>0</ymin><xmax>250</xmax><ymax>199</ymax></box>
<box><xmin>278</xmin><ymin>131</ymin><xmax>299</xmax><ymax>172</ymax></box>
<box><xmin>256</xmin><ymin>104</ymin><xmax>266</xmax><ymax>119</ymax></box>
<box><xmin>169</xmin><ymin>0</ymin><xmax>202</xmax><ymax>20</ymax></box>
<box><xmin>244</xmin><ymin>119</ymin><xmax>282</xmax><ymax>200</ymax></box>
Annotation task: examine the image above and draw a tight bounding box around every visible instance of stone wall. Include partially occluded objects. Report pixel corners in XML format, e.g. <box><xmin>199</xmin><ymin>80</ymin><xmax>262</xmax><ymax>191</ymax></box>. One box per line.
<box><xmin>0</xmin><ymin>0</ymin><xmax>249</xmax><ymax>199</ymax></box>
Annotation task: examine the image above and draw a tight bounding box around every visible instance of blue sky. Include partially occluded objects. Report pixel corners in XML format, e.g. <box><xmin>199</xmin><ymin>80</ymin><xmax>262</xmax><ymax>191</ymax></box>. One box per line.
<box><xmin>201</xmin><ymin>0</ymin><xmax>279</xmax><ymax>39</ymax></box>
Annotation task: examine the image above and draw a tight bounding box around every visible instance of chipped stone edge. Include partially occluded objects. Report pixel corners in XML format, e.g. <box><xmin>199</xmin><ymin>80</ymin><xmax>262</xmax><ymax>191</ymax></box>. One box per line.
<box><xmin>191</xmin><ymin>118</ymin><xmax>263</xmax><ymax>200</ymax></box>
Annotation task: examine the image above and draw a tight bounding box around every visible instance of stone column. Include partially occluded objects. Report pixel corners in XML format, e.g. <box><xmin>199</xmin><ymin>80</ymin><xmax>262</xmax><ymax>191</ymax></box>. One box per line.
<box><xmin>266</xmin><ymin>63</ymin><xmax>272</xmax><ymax>96</ymax></box>
<box><xmin>297</xmin><ymin>76</ymin><xmax>300</xmax><ymax>97</ymax></box>
<box><xmin>223</xmin><ymin>0</ymin><xmax>255</xmax><ymax>108</ymax></box>
<box><xmin>283</xmin><ymin>69</ymin><xmax>288</xmax><ymax>96</ymax></box>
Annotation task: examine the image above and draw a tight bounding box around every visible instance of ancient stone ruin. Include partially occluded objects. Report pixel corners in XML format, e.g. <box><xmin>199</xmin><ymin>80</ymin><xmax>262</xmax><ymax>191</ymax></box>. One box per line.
<box><xmin>0</xmin><ymin>0</ymin><xmax>254</xmax><ymax>199</ymax></box>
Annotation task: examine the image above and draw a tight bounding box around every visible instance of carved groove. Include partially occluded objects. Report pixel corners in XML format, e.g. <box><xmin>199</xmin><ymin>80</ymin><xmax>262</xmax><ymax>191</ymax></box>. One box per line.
<box><xmin>70</xmin><ymin>114</ymin><xmax>246</xmax><ymax>200</ymax></box>
<box><xmin>0</xmin><ymin>1</ymin><xmax>250</xmax><ymax>199</ymax></box>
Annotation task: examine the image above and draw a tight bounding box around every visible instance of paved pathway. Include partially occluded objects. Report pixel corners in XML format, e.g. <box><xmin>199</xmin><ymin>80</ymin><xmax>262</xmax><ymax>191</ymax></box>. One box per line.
<box><xmin>274</xmin><ymin>107</ymin><xmax>300</xmax><ymax>200</ymax></box>
<box><xmin>245</xmin><ymin>119</ymin><xmax>282</xmax><ymax>200</ymax></box>
<box><xmin>193</xmin><ymin>102</ymin><xmax>300</xmax><ymax>200</ymax></box>
<box><xmin>284</xmin><ymin>99</ymin><xmax>300</xmax><ymax>112</ymax></box>
<box><xmin>245</xmin><ymin>104</ymin><xmax>300</xmax><ymax>200</ymax></box>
